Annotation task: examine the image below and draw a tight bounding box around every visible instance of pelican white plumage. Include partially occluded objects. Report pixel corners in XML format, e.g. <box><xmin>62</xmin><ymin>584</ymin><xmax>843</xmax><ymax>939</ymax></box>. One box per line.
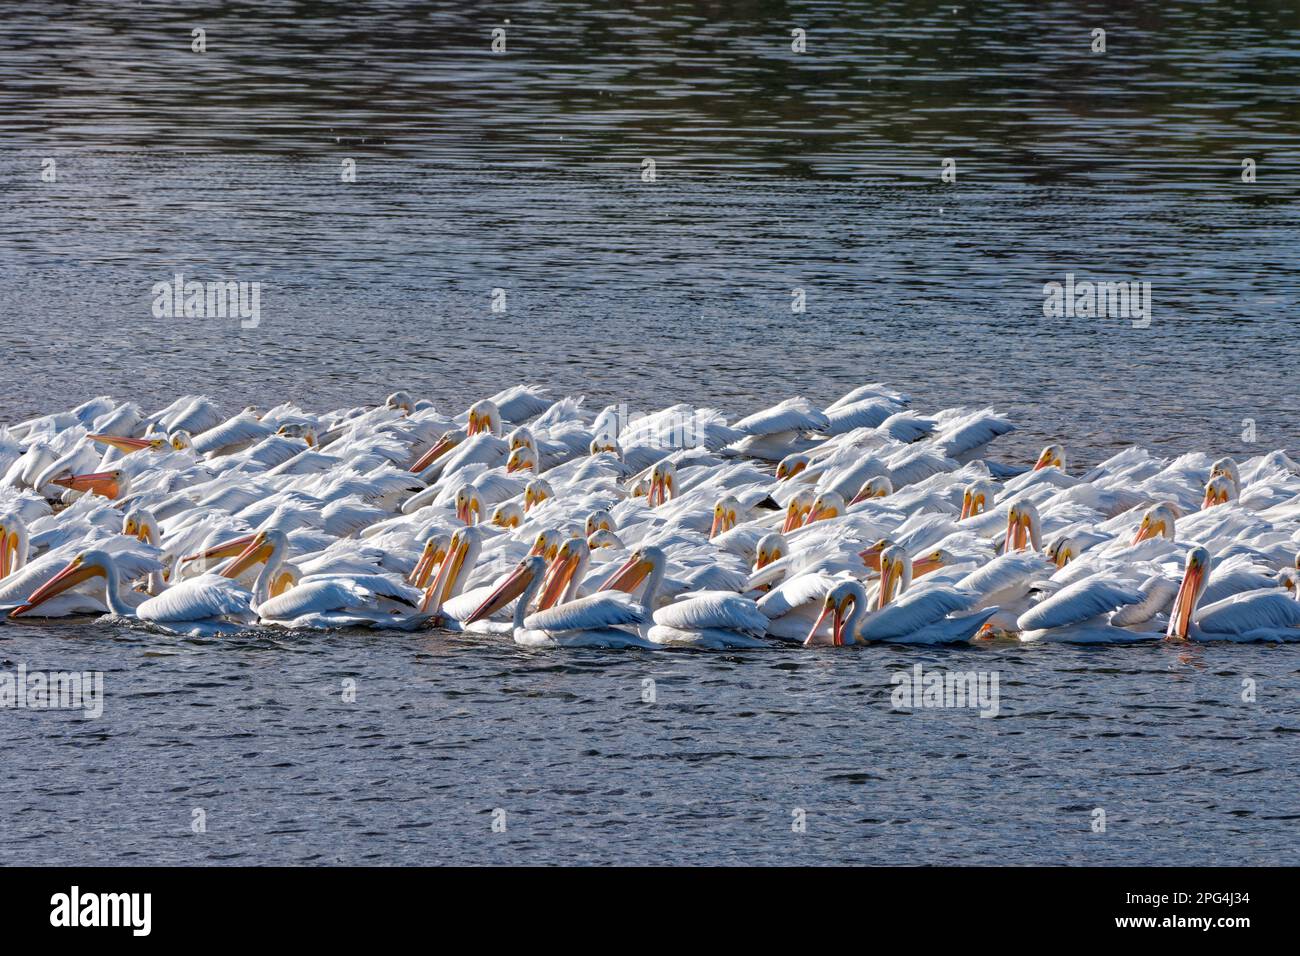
<box><xmin>1016</xmin><ymin>576</ymin><xmax>1160</xmax><ymax>643</ymax></box>
<box><xmin>646</xmin><ymin>591</ymin><xmax>769</xmax><ymax>648</ymax></box>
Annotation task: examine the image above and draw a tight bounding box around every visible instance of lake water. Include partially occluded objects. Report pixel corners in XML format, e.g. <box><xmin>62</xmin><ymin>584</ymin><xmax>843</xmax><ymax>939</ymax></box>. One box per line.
<box><xmin>1</xmin><ymin>0</ymin><xmax>1298</xmax><ymax>865</ymax></box>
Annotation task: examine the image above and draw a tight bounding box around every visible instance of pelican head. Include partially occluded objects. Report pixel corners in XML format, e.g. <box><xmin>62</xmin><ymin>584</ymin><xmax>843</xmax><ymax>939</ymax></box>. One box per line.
<box><xmin>1210</xmin><ymin>457</ymin><xmax>1240</xmax><ymax>496</ymax></box>
<box><xmin>491</xmin><ymin>500</ymin><xmax>524</xmax><ymax>529</ymax></box>
<box><xmin>408</xmin><ymin>533</ymin><xmax>451</xmax><ymax>587</ymax></box>
<box><xmin>524</xmin><ymin>478</ymin><xmax>554</xmax><ymax>512</ymax></box>
<box><xmin>850</xmin><ymin>475</ymin><xmax>892</xmax><ymax>504</ymax></box>
<box><xmin>277</xmin><ymin>422</ymin><xmax>318</xmax><ymax>447</ymax></box>
<box><xmin>9</xmin><ymin>549</ymin><xmax>114</xmax><ymax>617</ymax></box>
<box><xmin>169</xmin><ymin>430</ymin><xmax>194</xmax><ymax>452</ymax></box>
<box><xmin>584</xmin><ymin>510</ymin><xmax>616</xmax><ymax>537</ymax></box>
<box><xmin>0</xmin><ymin>514</ymin><xmax>31</xmax><ymax>580</ymax></box>
<box><xmin>589</xmin><ymin>437</ymin><xmax>622</xmax><ymax>458</ymax></box>
<box><xmin>754</xmin><ymin>532</ymin><xmax>788</xmax><ymax>572</ymax></box>
<box><xmin>1002</xmin><ymin>501</ymin><xmax>1042</xmax><ymax>553</ymax></box>
<box><xmin>1165</xmin><ymin>546</ymin><xmax>1210</xmax><ymax>641</ymax></box>
<box><xmin>464</xmin><ymin>555</ymin><xmax>546</xmax><ymax>624</ymax></box>
<box><xmin>805</xmin><ymin>579</ymin><xmax>867</xmax><ymax>646</ymax></box>
<box><xmin>1133</xmin><ymin>502</ymin><xmax>1178</xmax><ymax>544</ymax></box>
<box><xmin>647</xmin><ymin>460</ymin><xmax>676</xmax><ymax>507</ymax></box>
<box><xmin>875</xmin><ymin>544</ymin><xmax>913</xmax><ymax>609</ymax></box>
<box><xmin>466</xmin><ymin>399</ymin><xmax>501</xmax><ymax>437</ymax></box>
<box><xmin>599</xmin><ymin>545</ymin><xmax>666</xmax><ymax>599</ymax></box>
<box><xmin>506</xmin><ymin>445</ymin><xmax>538</xmax><ymax>475</ymax></box>
<box><xmin>781</xmin><ymin>490</ymin><xmax>815</xmax><ymax>532</ymax></box>
<box><xmin>858</xmin><ymin>537</ymin><xmax>894</xmax><ymax>572</ymax></box>
<box><xmin>385</xmin><ymin>391</ymin><xmax>414</xmax><ymax>415</ymax></box>
<box><xmin>507</xmin><ymin>427</ymin><xmax>536</xmax><ymax>454</ymax></box>
<box><xmin>805</xmin><ymin>491</ymin><xmax>845</xmax><ymax>525</ymax></box>
<box><xmin>960</xmin><ymin>480</ymin><xmax>998</xmax><ymax>520</ymax></box>
<box><xmin>221</xmin><ymin>529</ymin><xmax>289</xmax><ymax>579</ymax></box>
<box><xmin>775</xmin><ymin>454</ymin><xmax>810</xmax><ymax>481</ymax></box>
<box><xmin>1034</xmin><ymin>444</ymin><xmax>1067</xmax><ymax>472</ymax></box>
<box><xmin>528</xmin><ymin>529</ymin><xmax>565</xmax><ymax>562</ymax></box>
<box><xmin>1201</xmin><ymin>475</ymin><xmax>1235</xmax><ymax>509</ymax></box>
<box><xmin>421</xmin><ymin>526</ymin><xmax>482</xmax><ymax>613</ymax></box>
<box><xmin>455</xmin><ymin>484</ymin><xmax>484</xmax><ymax>525</ymax></box>
<box><xmin>50</xmin><ymin>468</ymin><xmax>130</xmax><ymax>501</ymax></box>
<box><xmin>122</xmin><ymin>508</ymin><xmax>160</xmax><ymax>546</ymax></box>
<box><xmin>587</xmin><ymin>529</ymin><xmax>624</xmax><ymax>550</ymax></box>
<box><xmin>912</xmin><ymin>547</ymin><xmax>950</xmax><ymax>577</ymax></box>
<box><xmin>538</xmin><ymin>538</ymin><xmax>591</xmax><ymax>610</ymax></box>
<box><xmin>710</xmin><ymin>495</ymin><xmax>741</xmax><ymax>538</ymax></box>
<box><xmin>1046</xmin><ymin>534</ymin><xmax>1080</xmax><ymax>568</ymax></box>
<box><xmin>410</xmin><ymin>428</ymin><xmax>465</xmax><ymax>474</ymax></box>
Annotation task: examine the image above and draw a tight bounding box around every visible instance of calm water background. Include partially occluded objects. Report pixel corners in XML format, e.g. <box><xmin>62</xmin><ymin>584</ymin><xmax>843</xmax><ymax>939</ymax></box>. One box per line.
<box><xmin>1</xmin><ymin>0</ymin><xmax>1298</xmax><ymax>864</ymax></box>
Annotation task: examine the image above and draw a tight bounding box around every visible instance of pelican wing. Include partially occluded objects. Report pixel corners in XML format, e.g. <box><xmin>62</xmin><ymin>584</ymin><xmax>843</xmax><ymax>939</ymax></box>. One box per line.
<box><xmin>957</xmin><ymin>552</ymin><xmax>1053</xmax><ymax>604</ymax></box>
<box><xmin>732</xmin><ymin>398</ymin><xmax>829</xmax><ymax>437</ymax></box>
<box><xmin>193</xmin><ymin>415</ymin><xmax>272</xmax><ymax>456</ymax></box>
<box><xmin>486</xmin><ymin>384</ymin><xmax>551</xmax><ymax>424</ymax></box>
<box><xmin>1201</xmin><ymin>569</ymin><xmax>1278</xmax><ymax>606</ymax></box>
<box><xmin>303</xmin><ymin>573</ymin><xmax>421</xmax><ymax>606</ymax></box>
<box><xmin>859</xmin><ymin>586</ymin><xmax>974</xmax><ymax>640</ymax></box>
<box><xmin>1197</xmin><ymin>589</ymin><xmax>1300</xmax><ymax>635</ymax></box>
<box><xmin>1016</xmin><ymin>576</ymin><xmax>1144</xmax><ymax>631</ymax></box>
<box><xmin>824</xmin><ymin>399</ymin><xmax>900</xmax><ymax>434</ymax></box>
<box><xmin>653</xmin><ymin>592</ymin><xmax>768</xmax><ymax>636</ymax></box>
<box><xmin>258</xmin><ymin>580</ymin><xmax>372</xmax><ymax>620</ymax></box>
<box><xmin>931</xmin><ymin>409</ymin><xmax>1015</xmax><ymax>458</ymax></box>
<box><xmin>524</xmin><ymin>591</ymin><xmax>647</xmax><ymax>631</ymax></box>
<box><xmin>137</xmin><ymin>573</ymin><xmax>252</xmax><ymax>623</ymax></box>
<box><xmin>1110</xmin><ymin>575</ymin><xmax>1179</xmax><ymax>626</ymax></box>
<box><xmin>757</xmin><ymin>572</ymin><xmax>835</xmax><ymax>619</ymax></box>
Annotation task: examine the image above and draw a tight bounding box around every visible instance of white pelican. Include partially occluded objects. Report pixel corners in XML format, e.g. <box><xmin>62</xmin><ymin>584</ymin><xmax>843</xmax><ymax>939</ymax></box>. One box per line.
<box><xmin>49</xmin><ymin>468</ymin><xmax>131</xmax><ymax>502</ymax></box>
<box><xmin>1131</xmin><ymin>502</ymin><xmax>1178</xmax><ymax>544</ymax></box>
<box><xmin>221</xmin><ymin>529</ymin><xmax>420</xmax><ymax>629</ymax></box>
<box><xmin>1001</xmin><ymin>501</ymin><xmax>1042</xmax><ymax>553</ymax></box>
<box><xmin>1165</xmin><ymin>547</ymin><xmax>1300</xmax><ymax>642</ymax></box>
<box><xmin>0</xmin><ymin>513</ymin><xmax>30</xmax><ymax>580</ymax></box>
<box><xmin>1033</xmin><ymin>444</ymin><xmax>1067</xmax><ymax>472</ymax></box>
<box><xmin>803</xmin><ymin>579</ymin><xmax>868</xmax><ymax>646</ymax></box>
<box><xmin>646</xmin><ymin>591</ymin><xmax>769</xmax><ymax>648</ymax></box>
<box><xmin>1016</xmin><ymin>576</ymin><xmax>1161</xmax><ymax>644</ymax></box>
<box><xmin>9</xmin><ymin>547</ymin><xmax>254</xmax><ymax>636</ymax></box>
<box><xmin>858</xmin><ymin>545</ymin><xmax>996</xmax><ymax>643</ymax></box>
<box><xmin>464</xmin><ymin>556</ymin><xmax>654</xmax><ymax>648</ymax></box>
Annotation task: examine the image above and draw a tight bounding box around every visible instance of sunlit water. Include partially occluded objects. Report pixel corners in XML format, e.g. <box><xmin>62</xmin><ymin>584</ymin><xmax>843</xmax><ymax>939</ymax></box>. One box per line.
<box><xmin>1</xmin><ymin>0</ymin><xmax>1298</xmax><ymax>864</ymax></box>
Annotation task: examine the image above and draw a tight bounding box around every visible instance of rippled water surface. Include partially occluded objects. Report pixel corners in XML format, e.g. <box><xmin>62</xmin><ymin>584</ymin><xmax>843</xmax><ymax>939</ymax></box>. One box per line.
<box><xmin>1</xmin><ymin>0</ymin><xmax>1298</xmax><ymax>864</ymax></box>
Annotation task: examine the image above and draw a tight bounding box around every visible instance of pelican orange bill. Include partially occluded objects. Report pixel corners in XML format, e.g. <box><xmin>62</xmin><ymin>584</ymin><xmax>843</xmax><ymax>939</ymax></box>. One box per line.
<box><xmin>464</xmin><ymin>562</ymin><xmax>534</xmax><ymax>624</ymax></box>
<box><xmin>9</xmin><ymin>556</ymin><xmax>99</xmax><ymax>617</ymax></box>
<box><xmin>87</xmin><ymin>435</ymin><xmax>163</xmax><ymax>455</ymax></box>
<box><xmin>599</xmin><ymin>554</ymin><xmax>650</xmax><ymax>593</ymax></box>
<box><xmin>50</xmin><ymin>471</ymin><xmax>124</xmax><ymax>500</ymax></box>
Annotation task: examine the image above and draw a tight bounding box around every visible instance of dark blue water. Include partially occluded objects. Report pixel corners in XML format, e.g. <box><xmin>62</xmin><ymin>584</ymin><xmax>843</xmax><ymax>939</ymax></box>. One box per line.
<box><xmin>1</xmin><ymin>0</ymin><xmax>1298</xmax><ymax>864</ymax></box>
<box><xmin>5</xmin><ymin>623</ymin><xmax>1298</xmax><ymax>865</ymax></box>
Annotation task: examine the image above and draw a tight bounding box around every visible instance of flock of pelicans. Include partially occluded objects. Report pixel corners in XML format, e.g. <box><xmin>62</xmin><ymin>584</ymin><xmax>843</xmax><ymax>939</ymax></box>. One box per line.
<box><xmin>2</xmin><ymin>383</ymin><xmax>1300</xmax><ymax>648</ymax></box>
